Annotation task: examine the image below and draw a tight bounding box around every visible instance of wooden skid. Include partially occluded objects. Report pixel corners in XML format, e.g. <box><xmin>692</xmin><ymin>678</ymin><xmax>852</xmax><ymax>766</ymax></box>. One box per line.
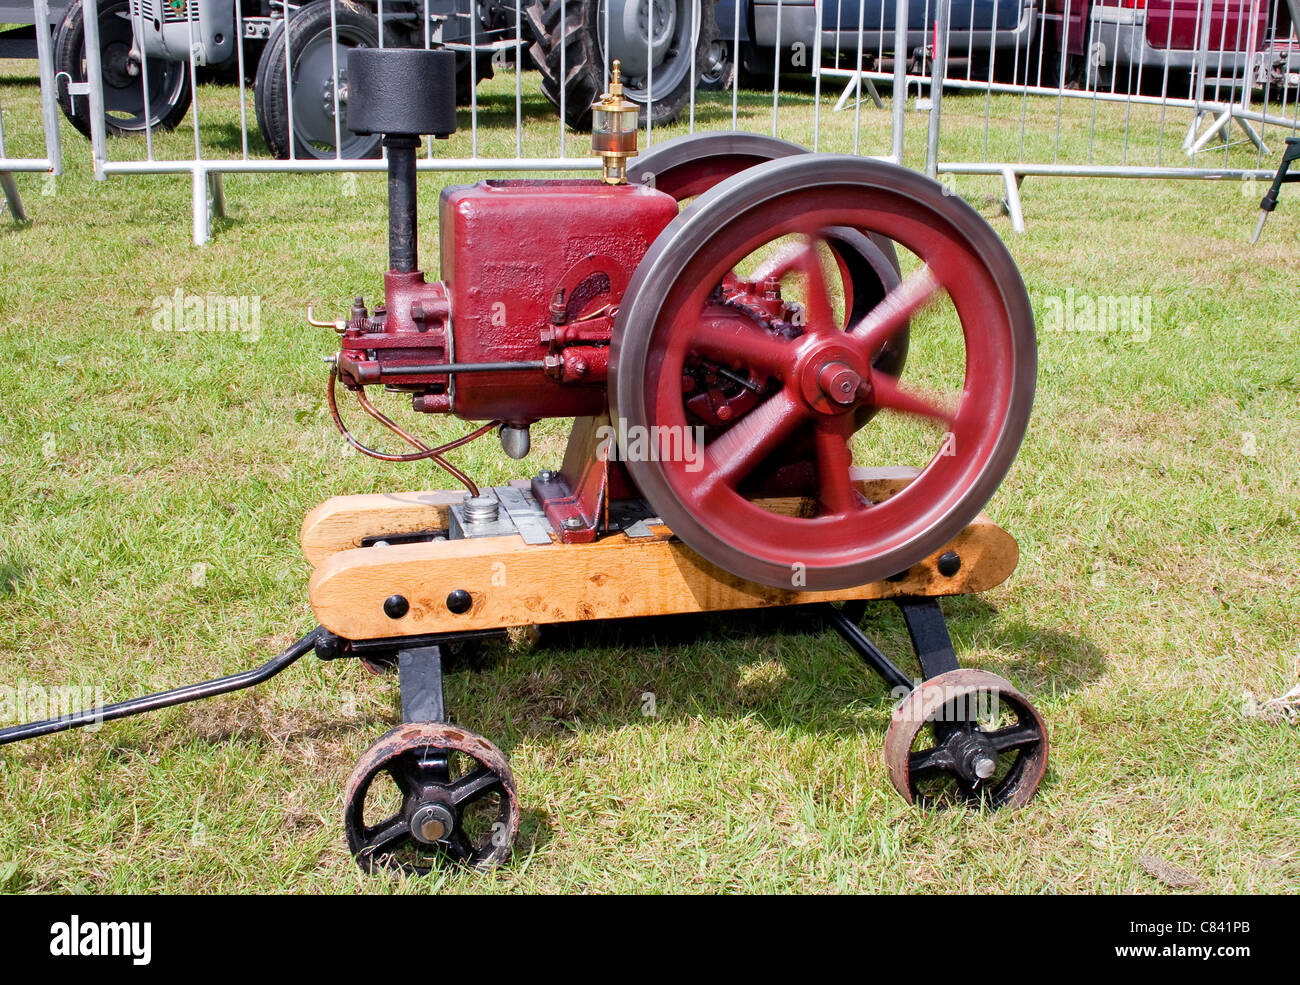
<box><xmin>301</xmin><ymin>467</ymin><xmax>926</xmax><ymax>568</ymax></box>
<box><xmin>307</xmin><ymin>511</ymin><xmax>1019</xmax><ymax>642</ymax></box>
<box><xmin>301</xmin><ymin>489</ymin><xmax>470</xmax><ymax>567</ymax></box>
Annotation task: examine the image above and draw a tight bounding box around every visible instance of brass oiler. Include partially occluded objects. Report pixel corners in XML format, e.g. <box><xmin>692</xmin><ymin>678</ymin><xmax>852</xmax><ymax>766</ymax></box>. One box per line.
<box><xmin>590</xmin><ymin>60</ymin><xmax>639</xmax><ymax>185</ymax></box>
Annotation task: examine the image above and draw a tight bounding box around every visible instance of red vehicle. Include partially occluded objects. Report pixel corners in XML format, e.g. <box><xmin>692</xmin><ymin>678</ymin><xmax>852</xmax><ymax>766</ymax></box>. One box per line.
<box><xmin>1049</xmin><ymin>0</ymin><xmax>1299</xmax><ymax>91</ymax></box>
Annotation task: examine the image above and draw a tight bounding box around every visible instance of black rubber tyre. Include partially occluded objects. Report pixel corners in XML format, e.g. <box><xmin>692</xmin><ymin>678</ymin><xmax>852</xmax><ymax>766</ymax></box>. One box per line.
<box><xmin>525</xmin><ymin>0</ymin><xmax>719</xmax><ymax>130</ymax></box>
<box><xmin>457</xmin><ymin>50</ymin><xmax>495</xmax><ymax>104</ymax></box>
<box><xmin>54</xmin><ymin>0</ymin><xmax>191</xmax><ymax>138</ymax></box>
<box><xmin>697</xmin><ymin>37</ymin><xmax>731</xmax><ymax>91</ymax></box>
<box><xmin>254</xmin><ymin>0</ymin><xmax>386</xmax><ymax>160</ymax></box>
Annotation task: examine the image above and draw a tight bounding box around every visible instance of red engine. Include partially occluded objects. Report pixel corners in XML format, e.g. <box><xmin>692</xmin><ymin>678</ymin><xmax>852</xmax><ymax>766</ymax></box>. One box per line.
<box><xmin>335</xmin><ymin>179</ymin><xmax>676</xmax><ymax>426</ymax></box>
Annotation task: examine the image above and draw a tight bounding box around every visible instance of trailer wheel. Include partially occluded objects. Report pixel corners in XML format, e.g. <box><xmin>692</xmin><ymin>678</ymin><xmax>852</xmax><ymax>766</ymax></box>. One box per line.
<box><xmin>697</xmin><ymin>38</ymin><xmax>731</xmax><ymax>91</ymax></box>
<box><xmin>254</xmin><ymin>0</ymin><xmax>387</xmax><ymax>160</ymax></box>
<box><xmin>53</xmin><ymin>0</ymin><xmax>192</xmax><ymax>138</ymax></box>
<box><xmin>526</xmin><ymin>0</ymin><xmax>719</xmax><ymax>130</ymax></box>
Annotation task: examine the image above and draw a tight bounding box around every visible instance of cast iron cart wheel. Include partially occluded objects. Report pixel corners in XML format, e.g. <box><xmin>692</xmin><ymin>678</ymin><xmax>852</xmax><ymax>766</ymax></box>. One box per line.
<box><xmin>54</xmin><ymin>0</ymin><xmax>192</xmax><ymax>138</ymax></box>
<box><xmin>884</xmin><ymin>669</ymin><xmax>1049</xmax><ymax>808</ymax></box>
<box><xmin>525</xmin><ymin>0</ymin><xmax>719</xmax><ymax>130</ymax></box>
<box><xmin>627</xmin><ymin>132</ymin><xmax>907</xmax><ymax>379</ymax></box>
<box><xmin>611</xmin><ymin>154</ymin><xmax>1037</xmax><ymax>591</ymax></box>
<box><xmin>344</xmin><ymin>722</ymin><xmax>519</xmax><ymax>874</ymax></box>
<box><xmin>254</xmin><ymin>0</ymin><xmax>385</xmax><ymax>160</ymax></box>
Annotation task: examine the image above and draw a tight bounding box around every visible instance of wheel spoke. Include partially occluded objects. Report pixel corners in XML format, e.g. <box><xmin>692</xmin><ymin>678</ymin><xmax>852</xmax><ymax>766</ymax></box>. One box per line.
<box><xmin>849</xmin><ymin>264</ymin><xmax>942</xmax><ymax>357</ymax></box>
<box><xmin>449</xmin><ymin>766</ymin><xmax>501</xmax><ymax>807</ymax></box>
<box><xmin>984</xmin><ymin>723</ymin><xmax>1042</xmax><ymax>753</ymax></box>
<box><xmin>750</xmin><ymin>237</ymin><xmax>838</xmax><ymax>336</ymax></box>
<box><xmin>444</xmin><ymin>829</ymin><xmax>475</xmax><ymax>862</ymax></box>
<box><xmin>813</xmin><ymin>418</ymin><xmax>864</xmax><ymax>517</ymax></box>
<box><xmin>691</xmin><ymin>316</ymin><xmax>792</xmax><ymax>376</ymax></box>
<box><xmin>361</xmin><ymin>815</ymin><xmax>411</xmax><ymax>858</ymax></box>
<box><xmin>869</xmin><ymin>373</ymin><xmax>956</xmax><ymax>427</ymax></box>
<box><xmin>386</xmin><ymin>760</ymin><xmax>418</xmax><ymax>797</ymax></box>
<box><xmin>908</xmin><ymin>746</ymin><xmax>947</xmax><ymax>780</ymax></box>
<box><xmin>704</xmin><ymin>389</ymin><xmax>806</xmax><ymax>490</ymax></box>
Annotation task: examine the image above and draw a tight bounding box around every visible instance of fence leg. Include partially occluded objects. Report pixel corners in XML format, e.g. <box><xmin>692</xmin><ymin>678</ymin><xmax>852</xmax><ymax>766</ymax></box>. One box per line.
<box><xmin>863</xmin><ymin>77</ymin><xmax>885</xmax><ymax>110</ymax></box>
<box><xmin>1233</xmin><ymin>117</ymin><xmax>1268</xmax><ymax>155</ymax></box>
<box><xmin>999</xmin><ymin>167</ymin><xmax>1026</xmax><ymax>234</ymax></box>
<box><xmin>209</xmin><ymin>172</ymin><xmax>227</xmax><ymax>221</ymax></box>
<box><xmin>1185</xmin><ymin>106</ymin><xmax>1270</xmax><ymax>158</ymax></box>
<box><xmin>192</xmin><ymin>168</ymin><xmax>211</xmax><ymax>246</ymax></box>
<box><xmin>834</xmin><ymin>74</ymin><xmax>861</xmax><ymax>112</ymax></box>
<box><xmin>0</xmin><ymin>172</ymin><xmax>27</xmax><ymax>222</ymax></box>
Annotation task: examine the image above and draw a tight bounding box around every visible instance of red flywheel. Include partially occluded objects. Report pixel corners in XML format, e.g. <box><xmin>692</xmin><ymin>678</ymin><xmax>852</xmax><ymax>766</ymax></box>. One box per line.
<box><xmin>610</xmin><ymin>155</ymin><xmax>1037</xmax><ymax>591</ymax></box>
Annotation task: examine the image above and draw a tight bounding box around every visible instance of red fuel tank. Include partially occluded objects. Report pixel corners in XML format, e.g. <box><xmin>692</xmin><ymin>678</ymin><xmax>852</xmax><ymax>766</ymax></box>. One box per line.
<box><xmin>438</xmin><ymin>178</ymin><xmax>679</xmax><ymax>423</ymax></box>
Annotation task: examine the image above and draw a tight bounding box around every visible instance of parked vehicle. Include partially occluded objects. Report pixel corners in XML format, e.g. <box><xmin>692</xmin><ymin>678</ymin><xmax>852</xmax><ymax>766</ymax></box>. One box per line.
<box><xmin>5</xmin><ymin>0</ymin><xmax>1295</xmax><ymax>155</ymax></box>
<box><xmin>1062</xmin><ymin>0</ymin><xmax>1299</xmax><ymax>91</ymax></box>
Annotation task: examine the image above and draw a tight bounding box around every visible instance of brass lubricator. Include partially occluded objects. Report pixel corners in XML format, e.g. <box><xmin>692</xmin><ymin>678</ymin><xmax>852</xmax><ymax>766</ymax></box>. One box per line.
<box><xmin>590</xmin><ymin>60</ymin><xmax>639</xmax><ymax>185</ymax></box>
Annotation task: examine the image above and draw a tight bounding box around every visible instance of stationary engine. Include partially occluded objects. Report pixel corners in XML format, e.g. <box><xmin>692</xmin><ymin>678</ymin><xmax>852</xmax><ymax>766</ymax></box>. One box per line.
<box><xmin>0</xmin><ymin>50</ymin><xmax>1051</xmax><ymax>877</ymax></box>
<box><xmin>320</xmin><ymin>48</ymin><xmax>1036</xmax><ymax>592</ymax></box>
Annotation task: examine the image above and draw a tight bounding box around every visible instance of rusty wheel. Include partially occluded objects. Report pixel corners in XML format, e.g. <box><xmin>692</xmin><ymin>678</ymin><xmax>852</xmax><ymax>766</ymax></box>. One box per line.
<box><xmin>344</xmin><ymin>722</ymin><xmax>519</xmax><ymax>875</ymax></box>
<box><xmin>884</xmin><ymin>669</ymin><xmax>1048</xmax><ymax>809</ymax></box>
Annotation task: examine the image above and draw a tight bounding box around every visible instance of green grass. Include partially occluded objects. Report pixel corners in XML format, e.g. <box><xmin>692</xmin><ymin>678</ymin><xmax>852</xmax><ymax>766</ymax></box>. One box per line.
<box><xmin>0</xmin><ymin>63</ymin><xmax>1298</xmax><ymax>894</ymax></box>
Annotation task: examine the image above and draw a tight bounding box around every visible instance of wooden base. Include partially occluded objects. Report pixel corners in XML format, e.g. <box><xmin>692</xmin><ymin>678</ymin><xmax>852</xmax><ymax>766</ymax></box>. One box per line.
<box><xmin>303</xmin><ymin>470</ymin><xmax>1019</xmax><ymax>642</ymax></box>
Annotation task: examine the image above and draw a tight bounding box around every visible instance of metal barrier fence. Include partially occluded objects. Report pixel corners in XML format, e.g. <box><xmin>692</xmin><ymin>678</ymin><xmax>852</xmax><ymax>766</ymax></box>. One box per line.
<box><xmin>0</xmin><ymin>0</ymin><xmax>62</xmax><ymax>222</ymax></box>
<box><xmin>55</xmin><ymin>0</ymin><xmax>911</xmax><ymax>242</ymax></box>
<box><xmin>814</xmin><ymin>0</ymin><xmax>1300</xmax><ymax>230</ymax></box>
<box><xmin>4</xmin><ymin>0</ymin><xmax>1298</xmax><ymax>237</ymax></box>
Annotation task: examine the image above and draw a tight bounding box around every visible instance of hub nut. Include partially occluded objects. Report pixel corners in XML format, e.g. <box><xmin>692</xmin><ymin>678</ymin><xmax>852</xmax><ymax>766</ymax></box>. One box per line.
<box><xmin>409</xmin><ymin>803</ymin><xmax>455</xmax><ymax>844</ymax></box>
<box><xmin>818</xmin><ymin>363</ymin><xmax>861</xmax><ymax>406</ymax></box>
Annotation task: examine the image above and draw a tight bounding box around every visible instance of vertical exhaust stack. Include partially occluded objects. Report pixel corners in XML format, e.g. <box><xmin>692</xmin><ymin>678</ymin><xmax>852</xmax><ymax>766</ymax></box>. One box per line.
<box><xmin>345</xmin><ymin>48</ymin><xmax>458</xmax><ymax>274</ymax></box>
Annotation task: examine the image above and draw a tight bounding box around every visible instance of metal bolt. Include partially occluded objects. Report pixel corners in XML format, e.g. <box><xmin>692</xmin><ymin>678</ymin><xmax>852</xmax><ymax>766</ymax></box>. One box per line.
<box><xmin>973</xmin><ymin>755</ymin><xmax>997</xmax><ymax>780</ymax></box>
<box><xmin>537</xmin><ymin>470</ymin><xmax>556</xmax><ymax>483</ymax></box>
<box><xmin>563</xmin><ymin>516</ymin><xmax>584</xmax><ymax>530</ymax></box>
<box><xmin>409</xmin><ymin>803</ymin><xmax>455</xmax><ymax>844</ymax></box>
<box><xmin>446</xmin><ymin>589</ymin><xmax>472</xmax><ymax>614</ymax></box>
<box><xmin>383</xmin><ymin>595</ymin><xmax>409</xmax><ymax>619</ymax></box>
<box><xmin>937</xmin><ymin>551</ymin><xmax>961</xmax><ymax>577</ymax></box>
<box><xmin>464</xmin><ymin>495</ymin><xmax>500</xmax><ymax>524</ymax></box>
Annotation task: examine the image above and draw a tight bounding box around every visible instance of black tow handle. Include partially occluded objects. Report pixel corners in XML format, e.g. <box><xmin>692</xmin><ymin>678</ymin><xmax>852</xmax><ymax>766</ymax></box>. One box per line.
<box><xmin>0</xmin><ymin>628</ymin><xmax>324</xmax><ymax>747</ymax></box>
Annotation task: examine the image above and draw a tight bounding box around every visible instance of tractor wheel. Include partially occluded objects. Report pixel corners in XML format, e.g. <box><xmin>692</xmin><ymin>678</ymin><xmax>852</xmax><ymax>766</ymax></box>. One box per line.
<box><xmin>54</xmin><ymin>0</ymin><xmax>192</xmax><ymax>138</ymax></box>
<box><xmin>254</xmin><ymin>0</ymin><xmax>387</xmax><ymax>160</ymax></box>
<box><xmin>525</xmin><ymin>0</ymin><xmax>719</xmax><ymax>130</ymax></box>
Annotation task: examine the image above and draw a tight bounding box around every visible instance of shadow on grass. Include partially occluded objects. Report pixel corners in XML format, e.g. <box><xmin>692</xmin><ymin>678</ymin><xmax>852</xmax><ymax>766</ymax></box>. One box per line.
<box><xmin>445</xmin><ymin>597</ymin><xmax>1105</xmax><ymax>749</ymax></box>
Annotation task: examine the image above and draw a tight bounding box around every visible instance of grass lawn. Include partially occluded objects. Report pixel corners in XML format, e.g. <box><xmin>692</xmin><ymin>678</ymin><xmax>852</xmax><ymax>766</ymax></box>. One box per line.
<box><xmin>0</xmin><ymin>61</ymin><xmax>1297</xmax><ymax>894</ymax></box>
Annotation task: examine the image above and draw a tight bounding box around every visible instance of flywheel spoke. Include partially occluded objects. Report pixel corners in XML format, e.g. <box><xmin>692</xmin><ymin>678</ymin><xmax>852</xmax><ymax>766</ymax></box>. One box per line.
<box><xmin>813</xmin><ymin>418</ymin><xmax>865</xmax><ymax>517</ymax></box>
<box><xmin>850</xmin><ymin>265</ymin><xmax>942</xmax><ymax>357</ymax></box>
<box><xmin>751</xmin><ymin>236</ymin><xmax>839</xmax><ymax>337</ymax></box>
<box><xmin>691</xmin><ymin>316</ymin><xmax>793</xmax><ymax>376</ymax></box>
<box><xmin>869</xmin><ymin>373</ymin><xmax>956</xmax><ymax>427</ymax></box>
<box><xmin>704</xmin><ymin>389</ymin><xmax>806</xmax><ymax>490</ymax></box>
